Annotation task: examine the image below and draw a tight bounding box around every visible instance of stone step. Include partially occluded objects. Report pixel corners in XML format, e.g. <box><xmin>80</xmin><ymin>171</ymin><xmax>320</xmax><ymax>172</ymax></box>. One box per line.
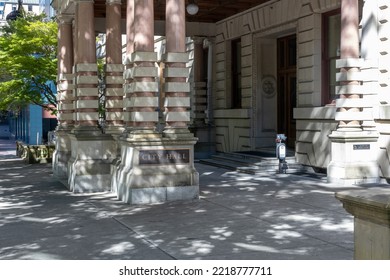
<box><xmin>199</xmin><ymin>152</ymin><xmax>308</xmax><ymax>175</ymax></box>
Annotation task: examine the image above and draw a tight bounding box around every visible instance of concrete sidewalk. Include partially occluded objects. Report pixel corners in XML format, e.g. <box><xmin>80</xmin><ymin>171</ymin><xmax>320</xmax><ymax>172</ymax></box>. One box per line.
<box><xmin>0</xmin><ymin>138</ymin><xmax>364</xmax><ymax>259</ymax></box>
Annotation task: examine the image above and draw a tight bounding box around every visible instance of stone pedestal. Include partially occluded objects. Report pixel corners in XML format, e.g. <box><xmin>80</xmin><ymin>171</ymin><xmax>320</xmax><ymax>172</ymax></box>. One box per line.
<box><xmin>52</xmin><ymin>129</ymin><xmax>72</xmax><ymax>178</ymax></box>
<box><xmin>112</xmin><ymin>134</ymin><xmax>199</xmax><ymax>204</ymax></box>
<box><xmin>336</xmin><ymin>188</ymin><xmax>390</xmax><ymax>259</ymax></box>
<box><xmin>327</xmin><ymin>131</ymin><xmax>380</xmax><ymax>185</ymax></box>
<box><xmin>67</xmin><ymin>129</ymin><xmax>116</xmax><ymax>193</ymax></box>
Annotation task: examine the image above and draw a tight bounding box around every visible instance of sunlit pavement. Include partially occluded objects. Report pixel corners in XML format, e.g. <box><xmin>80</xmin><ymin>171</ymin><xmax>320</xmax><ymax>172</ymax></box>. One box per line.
<box><xmin>0</xmin><ymin>138</ymin><xmax>366</xmax><ymax>260</ymax></box>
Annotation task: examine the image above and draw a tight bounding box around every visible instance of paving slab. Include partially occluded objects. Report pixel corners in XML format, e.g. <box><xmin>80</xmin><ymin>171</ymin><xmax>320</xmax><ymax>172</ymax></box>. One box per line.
<box><xmin>0</xmin><ymin>138</ymin><xmax>359</xmax><ymax>260</ymax></box>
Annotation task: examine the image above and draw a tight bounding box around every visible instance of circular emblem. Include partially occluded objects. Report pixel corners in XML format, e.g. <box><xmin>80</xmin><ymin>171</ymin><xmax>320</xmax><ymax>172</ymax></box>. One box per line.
<box><xmin>261</xmin><ymin>76</ymin><xmax>276</xmax><ymax>98</ymax></box>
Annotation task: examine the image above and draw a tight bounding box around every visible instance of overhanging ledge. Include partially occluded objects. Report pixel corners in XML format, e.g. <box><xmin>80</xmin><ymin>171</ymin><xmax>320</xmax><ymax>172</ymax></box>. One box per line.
<box><xmin>335</xmin><ymin>187</ymin><xmax>390</xmax><ymax>259</ymax></box>
<box><xmin>336</xmin><ymin>188</ymin><xmax>390</xmax><ymax>226</ymax></box>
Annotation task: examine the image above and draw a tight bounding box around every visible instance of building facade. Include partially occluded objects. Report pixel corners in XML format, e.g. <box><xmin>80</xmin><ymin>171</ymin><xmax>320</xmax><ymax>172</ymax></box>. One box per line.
<box><xmin>0</xmin><ymin>0</ymin><xmax>40</xmax><ymax>22</ymax></box>
<box><xmin>51</xmin><ymin>0</ymin><xmax>390</xmax><ymax>204</ymax></box>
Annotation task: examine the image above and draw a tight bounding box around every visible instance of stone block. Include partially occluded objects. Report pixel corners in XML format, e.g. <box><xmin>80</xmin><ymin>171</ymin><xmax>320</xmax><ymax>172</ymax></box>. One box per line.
<box><xmin>77</xmin><ymin>88</ymin><xmax>99</xmax><ymax>97</ymax></box>
<box><xmin>125</xmin><ymin>81</ymin><xmax>159</xmax><ymax>93</ymax></box>
<box><xmin>124</xmin><ymin>67</ymin><xmax>158</xmax><ymax>79</ymax></box>
<box><xmin>163</xmin><ymin>68</ymin><xmax>190</xmax><ymax>78</ymax></box>
<box><xmin>76</xmin><ymin>99</ymin><xmax>99</xmax><ymax>109</ymax></box>
<box><xmin>105</xmin><ymin>88</ymin><xmax>124</xmax><ymax>97</ymax></box>
<box><xmin>106</xmin><ymin>76</ymin><xmax>124</xmax><ymax>84</ymax></box>
<box><xmin>59</xmin><ymin>103</ymin><xmax>74</xmax><ymax>110</ymax></box>
<box><xmin>335</xmin><ymin>98</ymin><xmax>373</xmax><ymax>108</ymax></box>
<box><xmin>106</xmin><ymin>111</ymin><xmax>124</xmax><ymax>121</ymax></box>
<box><xmin>105</xmin><ymin>63</ymin><xmax>124</xmax><ymax>72</ymax></box>
<box><xmin>125</xmin><ymin>96</ymin><xmax>159</xmax><ymax>107</ymax></box>
<box><xmin>76</xmin><ymin>75</ymin><xmax>99</xmax><ymax>84</ymax></box>
<box><xmin>336</xmin><ymin>71</ymin><xmax>364</xmax><ymax>82</ymax></box>
<box><xmin>112</xmin><ymin>139</ymin><xmax>199</xmax><ymax>205</ymax></box>
<box><xmin>164</xmin><ymin>111</ymin><xmax>190</xmax><ymax>122</ymax></box>
<box><xmin>130</xmin><ymin>51</ymin><xmax>158</xmax><ymax>63</ymax></box>
<box><xmin>57</xmin><ymin>82</ymin><xmax>75</xmax><ymax>91</ymax></box>
<box><xmin>336</xmin><ymin>188</ymin><xmax>390</xmax><ymax>259</ymax></box>
<box><xmin>76</xmin><ymin>112</ymin><xmax>99</xmax><ymax>121</ymax></box>
<box><xmin>164</xmin><ymin>82</ymin><xmax>190</xmax><ymax>93</ymax></box>
<box><xmin>105</xmin><ymin>99</ymin><xmax>123</xmax><ymax>109</ymax></box>
<box><xmin>164</xmin><ymin>97</ymin><xmax>190</xmax><ymax>107</ymax></box>
<box><xmin>58</xmin><ymin>112</ymin><xmax>74</xmax><ymax>121</ymax></box>
<box><xmin>126</xmin><ymin>111</ymin><xmax>159</xmax><ymax>122</ymax></box>
<box><xmin>336</xmin><ymin>58</ymin><xmax>364</xmax><ymax>69</ymax></box>
<box><xmin>162</xmin><ymin>52</ymin><xmax>189</xmax><ymax>63</ymax></box>
<box><xmin>75</xmin><ymin>63</ymin><xmax>98</xmax><ymax>72</ymax></box>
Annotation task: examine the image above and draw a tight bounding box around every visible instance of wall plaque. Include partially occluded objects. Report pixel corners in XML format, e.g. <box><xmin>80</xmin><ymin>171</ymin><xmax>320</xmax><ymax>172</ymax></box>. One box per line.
<box><xmin>139</xmin><ymin>149</ymin><xmax>190</xmax><ymax>165</ymax></box>
<box><xmin>353</xmin><ymin>144</ymin><xmax>370</xmax><ymax>150</ymax></box>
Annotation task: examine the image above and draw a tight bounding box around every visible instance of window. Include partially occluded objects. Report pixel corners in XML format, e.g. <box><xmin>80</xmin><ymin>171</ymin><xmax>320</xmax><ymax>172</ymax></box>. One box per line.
<box><xmin>322</xmin><ymin>9</ymin><xmax>341</xmax><ymax>105</ymax></box>
<box><xmin>28</xmin><ymin>5</ymin><xmax>33</xmax><ymax>12</ymax></box>
<box><xmin>231</xmin><ymin>38</ymin><xmax>242</xmax><ymax>108</ymax></box>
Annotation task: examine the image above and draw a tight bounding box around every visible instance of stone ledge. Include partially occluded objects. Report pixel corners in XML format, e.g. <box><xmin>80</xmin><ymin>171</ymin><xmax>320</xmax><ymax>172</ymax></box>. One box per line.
<box><xmin>336</xmin><ymin>188</ymin><xmax>390</xmax><ymax>226</ymax></box>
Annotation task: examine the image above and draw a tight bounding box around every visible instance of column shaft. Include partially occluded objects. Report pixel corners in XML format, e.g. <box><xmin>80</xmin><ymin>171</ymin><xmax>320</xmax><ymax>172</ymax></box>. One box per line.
<box><xmin>124</xmin><ymin>0</ymin><xmax>159</xmax><ymax>132</ymax></box>
<box><xmin>105</xmin><ymin>0</ymin><xmax>124</xmax><ymax>133</ymax></box>
<box><xmin>163</xmin><ymin>0</ymin><xmax>191</xmax><ymax>133</ymax></box>
<box><xmin>336</xmin><ymin>0</ymin><xmax>362</xmax><ymax>130</ymax></box>
<box><xmin>74</xmin><ymin>0</ymin><xmax>99</xmax><ymax>128</ymax></box>
<box><xmin>57</xmin><ymin>16</ymin><xmax>75</xmax><ymax>128</ymax></box>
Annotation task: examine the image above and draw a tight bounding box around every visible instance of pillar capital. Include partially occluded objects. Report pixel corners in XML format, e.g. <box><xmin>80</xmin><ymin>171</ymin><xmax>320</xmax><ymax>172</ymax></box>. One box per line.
<box><xmin>57</xmin><ymin>14</ymin><xmax>74</xmax><ymax>25</ymax></box>
<box><xmin>191</xmin><ymin>36</ymin><xmax>206</xmax><ymax>45</ymax></box>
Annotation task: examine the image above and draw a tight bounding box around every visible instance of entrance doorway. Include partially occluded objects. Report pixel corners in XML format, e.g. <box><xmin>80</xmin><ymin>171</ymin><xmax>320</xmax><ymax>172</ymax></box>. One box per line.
<box><xmin>277</xmin><ymin>35</ymin><xmax>297</xmax><ymax>147</ymax></box>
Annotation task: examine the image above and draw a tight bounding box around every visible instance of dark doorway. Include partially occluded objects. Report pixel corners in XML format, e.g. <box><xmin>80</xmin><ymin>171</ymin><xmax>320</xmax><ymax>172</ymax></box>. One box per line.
<box><xmin>277</xmin><ymin>34</ymin><xmax>297</xmax><ymax>147</ymax></box>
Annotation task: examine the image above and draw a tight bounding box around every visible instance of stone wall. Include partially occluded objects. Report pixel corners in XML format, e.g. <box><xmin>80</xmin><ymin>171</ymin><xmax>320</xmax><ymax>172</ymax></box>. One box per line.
<box><xmin>213</xmin><ymin>0</ymin><xmax>340</xmax><ymax>153</ymax></box>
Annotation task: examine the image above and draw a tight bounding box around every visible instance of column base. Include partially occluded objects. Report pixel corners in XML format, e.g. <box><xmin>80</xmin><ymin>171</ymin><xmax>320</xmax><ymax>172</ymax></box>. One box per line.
<box><xmin>327</xmin><ymin>130</ymin><xmax>380</xmax><ymax>185</ymax></box>
<box><xmin>327</xmin><ymin>161</ymin><xmax>380</xmax><ymax>185</ymax></box>
<box><xmin>112</xmin><ymin>136</ymin><xmax>199</xmax><ymax>204</ymax></box>
<box><xmin>67</xmin><ymin>130</ymin><xmax>116</xmax><ymax>193</ymax></box>
<box><xmin>52</xmin><ymin>128</ymin><xmax>72</xmax><ymax>179</ymax></box>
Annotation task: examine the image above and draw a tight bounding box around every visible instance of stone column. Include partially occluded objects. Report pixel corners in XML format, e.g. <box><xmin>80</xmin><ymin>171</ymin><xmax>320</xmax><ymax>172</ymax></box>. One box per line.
<box><xmin>73</xmin><ymin>0</ymin><xmax>99</xmax><ymax>130</ymax></box>
<box><xmin>53</xmin><ymin>14</ymin><xmax>75</xmax><ymax>178</ymax></box>
<box><xmin>112</xmin><ymin>0</ymin><xmax>198</xmax><ymax>204</ymax></box>
<box><xmin>67</xmin><ymin>0</ymin><xmax>116</xmax><ymax>193</ymax></box>
<box><xmin>163</xmin><ymin>0</ymin><xmax>192</xmax><ymax>138</ymax></box>
<box><xmin>104</xmin><ymin>0</ymin><xmax>124</xmax><ymax>135</ymax></box>
<box><xmin>189</xmin><ymin>36</ymin><xmax>214</xmax><ymax>158</ymax></box>
<box><xmin>191</xmin><ymin>37</ymin><xmax>207</xmax><ymax>127</ymax></box>
<box><xmin>327</xmin><ymin>0</ymin><xmax>380</xmax><ymax>185</ymax></box>
<box><xmin>123</xmin><ymin>0</ymin><xmax>135</xmax><ymax>132</ymax></box>
<box><xmin>124</xmin><ymin>0</ymin><xmax>159</xmax><ymax>136</ymax></box>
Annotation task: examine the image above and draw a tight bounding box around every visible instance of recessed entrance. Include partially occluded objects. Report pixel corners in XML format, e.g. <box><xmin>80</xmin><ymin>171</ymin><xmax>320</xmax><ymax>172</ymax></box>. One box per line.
<box><xmin>277</xmin><ymin>34</ymin><xmax>297</xmax><ymax>148</ymax></box>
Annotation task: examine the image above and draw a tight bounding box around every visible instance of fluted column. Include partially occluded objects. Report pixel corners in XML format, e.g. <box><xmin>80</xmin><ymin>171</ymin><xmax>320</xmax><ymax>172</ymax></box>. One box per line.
<box><xmin>163</xmin><ymin>0</ymin><xmax>192</xmax><ymax>138</ymax></box>
<box><xmin>105</xmin><ymin>0</ymin><xmax>124</xmax><ymax>134</ymax></box>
